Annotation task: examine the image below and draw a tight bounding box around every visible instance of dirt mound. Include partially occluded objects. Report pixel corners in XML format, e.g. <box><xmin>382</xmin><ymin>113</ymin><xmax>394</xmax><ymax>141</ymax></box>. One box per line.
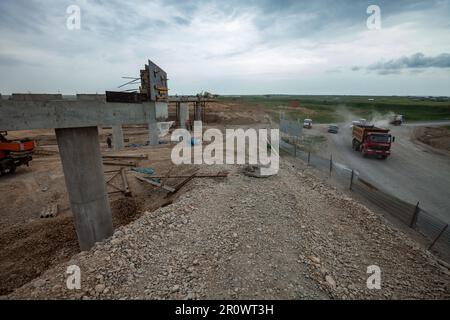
<box><xmin>414</xmin><ymin>126</ymin><xmax>450</xmax><ymax>152</ymax></box>
<box><xmin>0</xmin><ymin>196</ymin><xmax>148</xmax><ymax>295</ymax></box>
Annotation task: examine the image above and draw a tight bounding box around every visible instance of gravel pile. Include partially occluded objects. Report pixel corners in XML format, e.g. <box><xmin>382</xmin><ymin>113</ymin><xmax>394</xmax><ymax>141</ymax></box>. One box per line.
<box><xmin>6</xmin><ymin>159</ymin><xmax>450</xmax><ymax>299</ymax></box>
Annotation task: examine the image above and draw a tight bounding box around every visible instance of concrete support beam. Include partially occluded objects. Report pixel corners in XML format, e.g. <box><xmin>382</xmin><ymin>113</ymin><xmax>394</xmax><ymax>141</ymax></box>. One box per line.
<box><xmin>76</xmin><ymin>94</ymin><xmax>106</xmax><ymax>101</ymax></box>
<box><xmin>0</xmin><ymin>100</ymin><xmax>155</xmax><ymax>131</ymax></box>
<box><xmin>148</xmin><ymin>102</ymin><xmax>159</xmax><ymax>146</ymax></box>
<box><xmin>179</xmin><ymin>103</ymin><xmax>189</xmax><ymax>129</ymax></box>
<box><xmin>55</xmin><ymin>126</ymin><xmax>113</xmax><ymax>251</ymax></box>
<box><xmin>11</xmin><ymin>93</ymin><xmax>62</xmax><ymax>101</ymax></box>
<box><xmin>112</xmin><ymin>124</ymin><xmax>124</xmax><ymax>150</ymax></box>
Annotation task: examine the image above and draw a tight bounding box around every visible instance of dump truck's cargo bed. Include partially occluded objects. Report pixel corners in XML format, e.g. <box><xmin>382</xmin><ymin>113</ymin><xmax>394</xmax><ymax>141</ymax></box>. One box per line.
<box><xmin>352</xmin><ymin>125</ymin><xmax>390</xmax><ymax>143</ymax></box>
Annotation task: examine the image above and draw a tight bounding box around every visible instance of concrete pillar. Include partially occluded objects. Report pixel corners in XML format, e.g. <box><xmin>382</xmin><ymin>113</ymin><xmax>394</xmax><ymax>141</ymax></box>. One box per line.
<box><xmin>194</xmin><ymin>102</ymin><xmax>203</xmax><ymax>121</ymax></box>
<box><xmin>55</xmin><ymin>126</ymin><xmax>113</xmax><ymax>251</ymax></box>
<box><xmin>112</xmin><ymin>124</ymin><xmax>124</xmax><ymax>150</ymax></box>
<box><xmin>180</xmin><ymin>103</ymin><xmax>189</xmax><ymax>129</ymax></box>
<box><xmin>155</xmin><ymin>102</ymin><xmax>168</xmax><ymax>120</ymax></box>
<box><xmin>148</xmin><ymin>102</ymin><xmax>159</xmax><ymax>146</ymax></box>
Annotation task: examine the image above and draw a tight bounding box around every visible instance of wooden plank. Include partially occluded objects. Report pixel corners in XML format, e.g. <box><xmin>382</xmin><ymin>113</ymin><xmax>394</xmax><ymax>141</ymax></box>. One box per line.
<box><xmin>165</xmin><ymin>170</ymin><xmax>199</xmax><ymax>196</ymax></box>
<box><xmin>146</xmin><ymin>172</ymin><xmax>228</xmax><ymax>179</ymax></box>
<box><xmin>103</xmin><ymin>160</ymin><xmax>137</xmax><ymax>167</ymax></box>
<box><xmin>135</xmin><ymin>175</ymin><xmax>162</xmax><ymax>187</ymax></box>
<box><xmin>134</xmin><ymin>175</ymin><xmax>176</xmax><ymax>192</ymax></box>
<box><xmin>120</xmin><ymin>168</ymin><xmax>132</xmax><ymax>197</ymax></box>
<box><xmin>102</xmin><ymin>154</ymin><xmax>148</xmax><ymax>160</ymax></box>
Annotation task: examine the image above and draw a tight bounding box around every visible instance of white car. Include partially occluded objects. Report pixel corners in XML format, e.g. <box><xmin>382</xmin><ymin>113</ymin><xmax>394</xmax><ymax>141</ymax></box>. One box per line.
<box><xmin>303</xmin><ymin>119</ymin><xmax>313</xmax><ymax>129</ymax></box>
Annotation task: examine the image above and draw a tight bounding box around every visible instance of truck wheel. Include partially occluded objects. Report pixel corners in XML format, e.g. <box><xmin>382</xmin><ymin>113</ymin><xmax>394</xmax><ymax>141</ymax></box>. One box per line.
<box><xmin>362</xmin><ymin>148</ymin><xmax>368</xmax><ymax>158</ymax></box>
<box><xmin>380</xmin><ymin>155</ymin><xmax>387</xmax><ymax>160</ymax></box>
<box><xmin>352</xmin><ymin>140</ymin><xmax>360</xmax><ymax>151</ymax></box>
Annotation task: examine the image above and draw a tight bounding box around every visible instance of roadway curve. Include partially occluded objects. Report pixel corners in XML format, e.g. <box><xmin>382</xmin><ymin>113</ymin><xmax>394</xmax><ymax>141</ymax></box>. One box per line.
<box><xmin>314</xmin><ymin>121</ymin><xmax>450</xmax><ymax>224</ymax></box>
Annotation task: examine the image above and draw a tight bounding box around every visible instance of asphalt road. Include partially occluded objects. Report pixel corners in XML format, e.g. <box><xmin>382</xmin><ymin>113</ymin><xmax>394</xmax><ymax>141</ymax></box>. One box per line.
<box><xmin>316</xmin><ymin>121</ymin><xmax>450</xmax><ymax>224</ymax></box>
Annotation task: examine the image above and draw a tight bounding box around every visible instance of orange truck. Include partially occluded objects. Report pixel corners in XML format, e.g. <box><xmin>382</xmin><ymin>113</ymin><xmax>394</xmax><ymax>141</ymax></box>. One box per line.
<box><xmin>351</xmin><ymin>124</ymin><xmax>393</xmax><ymax>159</ymax></box>
<box><xmin>0</xmin><ymin>131</ymin><xmax>35</xmax><ymax>175</ymax></box>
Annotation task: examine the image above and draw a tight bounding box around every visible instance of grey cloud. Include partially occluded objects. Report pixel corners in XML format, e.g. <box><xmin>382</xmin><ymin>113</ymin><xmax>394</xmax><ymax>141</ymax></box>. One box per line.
<box><xmin>0</xmin><ymin>54</ymin><xmax>27</xmax><ymax>66</ymax></box>
<box><xmin>352</xmin><ymin>53</ymin><xmax>450</xmax><ymax>75</ymax></box>
<box><xmin>369</xmin><ymin>52</ymin><xmax>450</xmax><ymax>70</ymax></box>
<box><xmin>1</xmin><ymin>0</ymin><xmax>449</xmax><ymax>95</ymax></box>
<box><xmin>172</xmin><ymin>16</ymin><xmax>190</xmax><ymax>26</ymax></box>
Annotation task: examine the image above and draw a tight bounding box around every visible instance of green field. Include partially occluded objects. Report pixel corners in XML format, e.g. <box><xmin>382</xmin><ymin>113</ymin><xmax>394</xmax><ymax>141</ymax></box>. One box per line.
<box><xmin>219</xmin><ymin>95</ymin><xmax>450</xmax><ymax>123</ymax></box>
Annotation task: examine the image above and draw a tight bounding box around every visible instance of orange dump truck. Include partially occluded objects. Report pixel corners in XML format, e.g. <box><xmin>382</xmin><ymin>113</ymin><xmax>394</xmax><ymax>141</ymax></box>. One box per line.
<box><xmin>0</xmin><ymin>131</ymin><xmax>35</xmax><ymax>175</ymax></box>
<box><xmin>351</xmin><ymin>124</ymin><xmax>393</xmax><ymax>159</ymax></box>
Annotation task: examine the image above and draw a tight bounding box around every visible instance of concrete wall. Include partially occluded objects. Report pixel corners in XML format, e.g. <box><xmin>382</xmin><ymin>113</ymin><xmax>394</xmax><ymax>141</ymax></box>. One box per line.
<box><xmin>11</xmin><ymin>93</ymin><xmax>63</xmax><ymax>101</ymax></box>
<box><xmin>76</xmin><ymin>94</ymin><xmax>106</xmax><ymax>101</ymax></box>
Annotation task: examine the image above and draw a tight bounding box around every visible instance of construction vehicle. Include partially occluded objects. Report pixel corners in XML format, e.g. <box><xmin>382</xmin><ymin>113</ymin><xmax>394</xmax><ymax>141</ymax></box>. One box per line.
<box><xmin>389</xmin><ymin>114</ymin><xmax>403</xmax><ymax>126</ymax></box>
<box><xmin>352</xmin><ymin>125</ymin><xmax>393</xmax><ymax>159</ymax></box>
<box><xmin>0</xmin><ymin>131</ymin><xmax>35</xmax><ymax>175</ymax></box>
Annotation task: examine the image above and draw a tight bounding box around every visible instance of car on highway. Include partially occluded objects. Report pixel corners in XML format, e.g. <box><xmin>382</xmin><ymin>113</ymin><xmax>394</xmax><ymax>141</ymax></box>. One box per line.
<box><xmin>328</xmin><ymin>124</ymin><xmax>339</xmax><ymax>134</ymax></box>
<box><xmin>303</xmin><ymin>119</ymin><xmax>313</xmax><ymax>129</ymax></box>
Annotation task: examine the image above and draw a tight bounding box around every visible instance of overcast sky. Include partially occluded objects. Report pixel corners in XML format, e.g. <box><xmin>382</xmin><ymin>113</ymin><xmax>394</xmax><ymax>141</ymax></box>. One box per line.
<box><xmin>0</xmin><ymin>0</ymin><xmax>449</xmax><ymax>96</ymax></box>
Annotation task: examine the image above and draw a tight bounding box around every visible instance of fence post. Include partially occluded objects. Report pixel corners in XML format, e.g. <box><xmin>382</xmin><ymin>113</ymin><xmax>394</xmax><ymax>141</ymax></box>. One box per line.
<box><xmin>329</xmin><ymin>154</ymin><xmax>333</xmax><ymax>177</ymax></box>
<box><xmin>349</xmin><ymin>169</ymin><xmax>354</xmax><ymax>190</ymax></box>
<box><xmin>410</xmin><ymin>201</ymin><xmax>420</xmax><ymax>228</ymax></box>
<box><xmin>294</xmin><ymin>136</ymin><xmax>297</xmax><ymax>157</ymax></box>
<box><xmin>428</xmin><ymin>224</ymin><xmax>448</xmax><ymax>250</ymax></box>
<box><xmin>307</xmin><ymin>151</ymin><xmax>310</xmax><ymax>165</ymax></box>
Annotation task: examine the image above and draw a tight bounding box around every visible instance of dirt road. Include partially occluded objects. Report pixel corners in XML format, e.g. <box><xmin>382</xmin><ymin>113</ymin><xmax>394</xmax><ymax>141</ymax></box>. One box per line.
<box><xmin>314</xmin><ymin>121</ymin><xmax>450</xmax><ymax>224</ymax></box>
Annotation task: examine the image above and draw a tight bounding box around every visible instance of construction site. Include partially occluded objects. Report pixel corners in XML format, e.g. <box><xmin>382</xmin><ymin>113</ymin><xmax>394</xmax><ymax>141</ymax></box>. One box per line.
<box><xmin>0</xmin><ymin>58</ymin><xmax>449</xmax><ymax>301</ymax></box>
<box><xmin>2</xmin><ymin>1</ymin><xmax>450</xmax><ymax>307</ymax></box>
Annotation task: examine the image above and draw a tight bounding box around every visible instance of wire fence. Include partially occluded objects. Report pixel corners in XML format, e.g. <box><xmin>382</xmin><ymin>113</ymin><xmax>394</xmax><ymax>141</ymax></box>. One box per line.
<box><xmin>279</xmin><ymin>139</ymin><xmax>450</xmax><ymax>256</ymax></box>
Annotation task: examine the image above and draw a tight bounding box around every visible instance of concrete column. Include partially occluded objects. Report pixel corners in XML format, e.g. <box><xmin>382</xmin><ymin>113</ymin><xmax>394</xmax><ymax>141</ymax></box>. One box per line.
<box><xmin>147</xmin><ymin>102</ymin><xmax>159</xmax><ymax>146</ymax></box>
<box><xmin>194</xmin><ymin>102</ymin><xmax>203</xmax><ymax>121</ymax></box>
<box><xmin>179</xmin><ymin>103</ymin><xmax>189</xmax><ymax>129</ymax></box>
<box><xmin>55</xmin><ymin>126</ymin><xmax>113</xmax><ymax>251</ymax></box>
<box><xmin>112</xmin><ymin>124</ymin><xmax>124</xmax><ymax>150</ymax></box>
<box><xmin>155</xmin><ymin>102</ymin><xmax>168</xmax><ymax>121</ymax></box>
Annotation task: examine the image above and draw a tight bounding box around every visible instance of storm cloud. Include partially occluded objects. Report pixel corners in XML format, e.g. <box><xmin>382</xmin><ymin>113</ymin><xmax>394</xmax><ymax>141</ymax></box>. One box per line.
<box><xmin>363</xmin><ymin>53</ymin><xmax>450</xmax><ymax>74</ymax></box>
<box><xmin>0</xmin><ymin>0</ymin><xmax>449</xmax><ymax>95</ymax></box>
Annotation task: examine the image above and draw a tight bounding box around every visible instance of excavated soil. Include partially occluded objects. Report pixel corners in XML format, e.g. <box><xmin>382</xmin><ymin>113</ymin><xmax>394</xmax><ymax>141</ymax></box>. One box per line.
<box><xmin>414</xmin><ymin>126</ymin><xmax>450</xmax><ymax>152</ymax></box>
